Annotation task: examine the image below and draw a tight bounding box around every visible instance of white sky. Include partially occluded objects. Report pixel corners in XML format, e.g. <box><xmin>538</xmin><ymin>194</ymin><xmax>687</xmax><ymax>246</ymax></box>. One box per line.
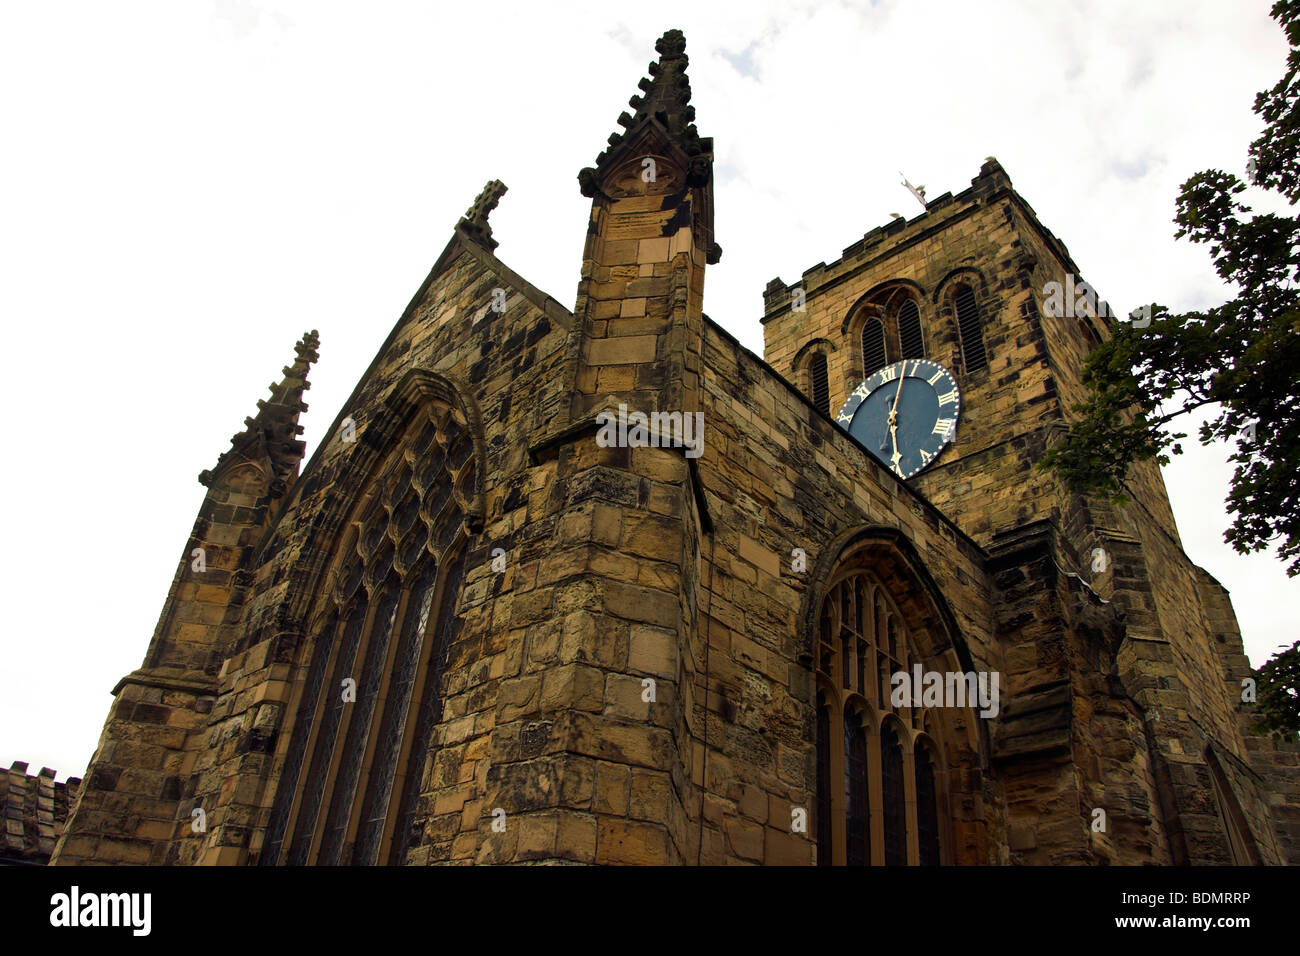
<box><xmin>2</xmin><ymin>0</ymin><xmax>1295</xmax><ymax>779</ymax></box>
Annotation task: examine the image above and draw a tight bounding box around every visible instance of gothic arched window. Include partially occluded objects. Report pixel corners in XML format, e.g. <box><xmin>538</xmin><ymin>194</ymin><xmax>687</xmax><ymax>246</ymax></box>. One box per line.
<box><xmin>844</xmin><ymin>709</ymin><xmax>870</xmax><ymax>866</ymax></box>
<box><xmin>813</xmin><ymin>570</ymin><xmax>950</xmax><ymax>866</ymax></box>
<box><xmin>810</xmin><ymin>353</ymin><xmax>830</xmax><ymax>416</ymax></box>
<box><xmin>861</xmin><ymin>317</ymin><xmax>887</xmax><ymax>377</ymax></box>
<box><xmin>897</xmin><ymin>300</ymin><xmax>925</xmax><ymax>360</ymax></box>
<box><xmin>953</xmin><ymin>284</ymin><xmax>987</xmax><ymax>374</ymax></box>
<box><xmin>915</xmin><ymin>743</ymin><xmax>941</xmax><ymax>866</ymax></box>
<box><xmin>262</xmin><ymin>398</ymin><xmax>476</xmax><ymax>866</ymax></box>
<box><xmin>881</xmin><ymin>722</ymin><xmax>906</xmax><ymax>865</ymax></box>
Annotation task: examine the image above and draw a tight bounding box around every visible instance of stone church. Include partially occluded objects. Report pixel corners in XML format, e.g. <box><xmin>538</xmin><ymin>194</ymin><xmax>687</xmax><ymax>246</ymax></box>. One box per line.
<box><xmin>42</xmin><ymin>29</ymin><xmax>1298</xmax><ymax>866</ymax></box>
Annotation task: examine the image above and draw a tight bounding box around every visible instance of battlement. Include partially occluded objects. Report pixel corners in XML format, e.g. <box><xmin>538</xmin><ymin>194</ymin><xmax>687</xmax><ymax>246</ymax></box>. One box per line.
<box><xmin>1</xmin><ymin>761</ymin><xmax>81</xmax><ymax>866</ymax></box>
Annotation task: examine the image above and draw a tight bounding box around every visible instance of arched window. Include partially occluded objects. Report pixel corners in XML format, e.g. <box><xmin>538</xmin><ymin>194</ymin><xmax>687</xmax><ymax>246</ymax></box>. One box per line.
<box><xmin>953</xmin><ymin>284</ymin><xmax>987</xmax><ymax>374</ymax></box>
<box><xmin>262</xmin><ymin>399</ymin><xmax>476</xmax><ymax>866</ymax></box>
<box><xmin>861</xmin><ymin>317</ymin><xmax>887</xmax><ymax>376</ymax></box>
<box><xmin>881</xmin><ymin>723</ymin><xmax>906</xmax><ymax>865</ymax></box>
<box><xmin>844</xmin><ymin>710</ymin><xmax>870</xmax><ymax>866</ymax></box>
<box><xmin>810</xmin><ymin>353</ymin><xmax>830</xmax><ymax>416</ymax></box>
<box><xmin>897</xmin><ymin>300</ymin><xmax>925</xmax><ymax>360</ymax></box>
<box><xmin>915</xmin><ymin>744</ymin><xmax>940</xmax><ymax>866</ymax></box>
<box><xmin>813</xmin><ymin>569</ymin><xmax>953</xmax><ymax>866</ymax></box>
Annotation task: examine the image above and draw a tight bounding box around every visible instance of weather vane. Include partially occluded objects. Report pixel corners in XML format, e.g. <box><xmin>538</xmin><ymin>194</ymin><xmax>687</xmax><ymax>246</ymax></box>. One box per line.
<box><xmin>900</xmin><ymin>171</ymin><xmax>927</xmax><ymax>210</ymax></box>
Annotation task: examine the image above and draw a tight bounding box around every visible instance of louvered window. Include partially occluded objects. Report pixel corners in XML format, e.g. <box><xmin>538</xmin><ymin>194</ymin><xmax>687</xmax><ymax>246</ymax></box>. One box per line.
<box><xmin>954</xmin><ymin>285</ymin><xmax>987</xmax><ymax>373</ymax></box>
<box><xmin>861</xmin><ymin>317</ymin><xmax>887</xmax><ymax>376</ymax></box>
<box><xmin>810</xmin><ymin>353</ymin><xmax>830</xmax><ymax>416</ymax></box>
<box><xmin>898</xmin><ymin>300</ymin><xmax>925</xmax><ymax>360</ymax></box>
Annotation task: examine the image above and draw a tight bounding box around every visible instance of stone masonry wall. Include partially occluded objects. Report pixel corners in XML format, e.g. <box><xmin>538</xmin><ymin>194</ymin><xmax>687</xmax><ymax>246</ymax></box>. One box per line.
<box><xmin>693</xmin><ymin>318</ymin><xmax>1003</xmax><ymax>863</ymax></box>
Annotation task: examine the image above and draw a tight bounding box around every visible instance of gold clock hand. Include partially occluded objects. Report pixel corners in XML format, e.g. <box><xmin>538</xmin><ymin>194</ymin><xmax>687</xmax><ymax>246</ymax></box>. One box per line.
<box><xmin>889</xmin><ymin>362</ymin><xmax>907</xmax><ymax>418</ymax></box>
<box><xmin>882</xmin><ymin>363</ymin><xmax>907</xmax><ymax>450</ymax></box>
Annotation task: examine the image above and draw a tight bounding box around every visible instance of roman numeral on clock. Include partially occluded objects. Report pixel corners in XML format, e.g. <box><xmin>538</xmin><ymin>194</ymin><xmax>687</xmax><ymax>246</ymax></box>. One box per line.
<box><xmin>928</xmin><ymin>370</ymin><xmax>945</xmax><ymax>385</ymax></box>
<box><xmin>880</xmin><ymin>366</ymin><xmax>897</xmax><ymax>383</ymax></box>
<box><xmin>934</xmin><ymin>418</ymin><xmax>955</xmax><ymax>439</ymax></box>
<box><xmin>919</xmin><ymin>448</ymin><xmax>934</xmax><ymax>466</ymax></box>
<box><xmin>937</xmin><ymin>389</ymin><xmax>958</xmax><ymax>405</ymax></box>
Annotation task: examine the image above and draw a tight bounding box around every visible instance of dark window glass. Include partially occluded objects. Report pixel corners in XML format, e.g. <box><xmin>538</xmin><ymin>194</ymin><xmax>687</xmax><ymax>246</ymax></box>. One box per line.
<box><xmin>898</xmin><ymin>300</ymin><xmax>925</xmax><ymax>360</ymax></box>
<box><xmin>881</xmin><ymin>724</ymin><xmax>907</xmax><ymax>865</ymax></box>
<box><xmin>810</xmin><ymin>354</ymin><xmax>830</xmax><ymax>416</ymax></box>
<box><xmin>388</xmin><ymin>549</ymin><xmax>466</xmax><ymax>865</ymax></box>
<box><xmin>861</xmin><ymin>317</ymin><xmax>887</xmax><ymax>376</ymax></box>
<box><xmin>954</xmin><ymin>285</ymin><xmax>987</xmax><ymax>373</ymax></box>
<box><xmin>260</xmin><ymin>609</ymin><xmax>339</xmax><ymax>866</ymax></box>
<box><xmin>352</xmin><ymin>560</ymin><xmax>440</xmax><ymax>865</ymax></box>
<box><xmin>317</xmin><ymin>574</ymin><xmax>403</xmax><ymax>865</ymax></box>
<box><xmin>916</xmin><ymin>746</ymin><xmax>941</xmax><ymax>866</ymax></box>
<box><xmin>287</xmin><ymin>595</ymin><xmax>368</xmax><ymax>866</ymax></box>
<box><xmin>855</xmin><ymin>580</ymin><xmax>868</xmax><ymax>634</ymax></box>
<box><xmin>815</xmin><ymin>695</ymin><xmax>831</xmax><ymax>866</ymax></box>
<box><xmin>844</xmin><ymin>711</ymin><xmax>869</xmax><ymax>866</ymax></box>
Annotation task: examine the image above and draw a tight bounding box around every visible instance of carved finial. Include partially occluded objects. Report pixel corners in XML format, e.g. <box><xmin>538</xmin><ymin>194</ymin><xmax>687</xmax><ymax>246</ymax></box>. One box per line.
<box><xmin>578</xmin><ymin>29</ymin><xmax>712</xmax><ymax>197</ymax></box>
<box><xmin>200</xmin><ymin>330</ymin><xmax>320</xmax><ymax>493</ymax></box>
<box><xmin>458</xmin><ymin>179</ymin><xmax>508</xmax><ymax>251</ymax></box>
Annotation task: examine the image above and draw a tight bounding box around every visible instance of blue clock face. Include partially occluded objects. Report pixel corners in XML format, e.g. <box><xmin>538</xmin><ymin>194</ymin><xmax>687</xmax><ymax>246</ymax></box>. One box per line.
<box><xmin>835</xmin><ymin>359</ymin><xmax>961</xmax><ymax>478</ymax></box>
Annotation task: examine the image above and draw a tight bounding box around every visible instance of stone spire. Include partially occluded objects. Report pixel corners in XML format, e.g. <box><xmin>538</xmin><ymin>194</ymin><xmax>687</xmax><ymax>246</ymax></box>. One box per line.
<box><xmin>199</xmin><ymin>329</ymin><xmax>319</xmax><ymax>498</ymax></box>
<box><xmin>457</xmin><ymin>179</ymin><xmax>508</xmax><ymax>251</ymax></box>
<box><xmin>578</xmin><ymin>28</ymin><xmax>713</xmax><ymax>197</ymax></box>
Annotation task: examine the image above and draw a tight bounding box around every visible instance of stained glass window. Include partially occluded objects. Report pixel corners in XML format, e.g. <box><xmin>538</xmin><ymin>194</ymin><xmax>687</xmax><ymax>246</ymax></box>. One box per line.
<box><xmin>814</xmin><ymin>572</ymin><xmax>950</xmax><ymax>866</ymax></box>
<box><xmin>916</xmin><ymin>746</ymin><xmax>940</xmax><ymax>866</ymax></box>
<box><xmin>844</xmin><ymin>710</ymin><xmax>869</xmax><ymax>866</ymax></box>
<box><xmin>881</xmin><ymin>724</ymin><xmax>906</xmax><ymax>866</ymax></box>
<box><xmin>263</xmin><ymin>399</ymin><xmax>476</xmax><ymax>866</ymax></box>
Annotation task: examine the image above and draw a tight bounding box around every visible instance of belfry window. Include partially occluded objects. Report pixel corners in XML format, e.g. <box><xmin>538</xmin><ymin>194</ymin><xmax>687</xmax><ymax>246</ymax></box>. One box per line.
<box><xmin>810</xmin><ymin>353</ymin><xmax>830</xmax><ymax>416</ymax></box>
<box><xmin>813</xmin><ymin>571</ymin><xmax>949</xmax><ymax>865</ymax></box>
<box><xmin>262</xmin><ymin>401</ymin><xmax>475</xmax><ymax>866</ymax></box>
<box><xmin>861</xmin><ymin>317</ymin><xmax>887</xmax><ymax>377</ymax></box>
<box><xmin>953</xmin><ymin>284</ymin><xmax>987</xmax><ymax>374</ymax></box>
<box><xmin>898</xmin><ymin>300</ymin><xmax>925</xmax><ymax>360</ymax></box>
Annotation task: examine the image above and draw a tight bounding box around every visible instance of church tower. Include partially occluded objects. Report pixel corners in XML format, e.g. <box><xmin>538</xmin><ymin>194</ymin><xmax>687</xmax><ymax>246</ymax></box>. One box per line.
<box><xmin>761</xmin><ymin>162</ymin><xmax>1300</xmax><ymax>864</ymax></box>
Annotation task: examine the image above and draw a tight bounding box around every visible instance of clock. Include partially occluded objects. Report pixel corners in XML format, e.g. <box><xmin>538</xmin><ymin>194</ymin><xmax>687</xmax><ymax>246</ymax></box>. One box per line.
<box><xmin>834</xmin><ymin>359</ymin><xmax>961</xmax><ymax>478</ymax></box>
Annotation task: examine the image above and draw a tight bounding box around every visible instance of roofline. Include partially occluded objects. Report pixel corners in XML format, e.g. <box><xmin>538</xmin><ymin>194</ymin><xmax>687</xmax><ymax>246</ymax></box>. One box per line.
<box><xmin>760</xmin><ymin>162</ymin><xmax>1086</xmax><ymax>326</ymax></box>
<box><xmin>254</xmin><ymin>227</ymin><xmax>575</xmax><ymax>557</ymax></box>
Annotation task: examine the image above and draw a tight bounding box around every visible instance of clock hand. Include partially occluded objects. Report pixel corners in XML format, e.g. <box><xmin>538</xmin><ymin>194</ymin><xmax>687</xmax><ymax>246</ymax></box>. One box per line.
<box><xmin>881</xmin><ymin>364</ymin><xmax>909</xmax><ymax>450</ymax></box>
<box><xmin>889</xmin><ymin>363</ymin><xmax>907</xmax><ymax>419</ymax></box>
<box><xmin>885</xmin><ymin>364</ymin><xmax>909</xmax><ymax>467</ymax></box>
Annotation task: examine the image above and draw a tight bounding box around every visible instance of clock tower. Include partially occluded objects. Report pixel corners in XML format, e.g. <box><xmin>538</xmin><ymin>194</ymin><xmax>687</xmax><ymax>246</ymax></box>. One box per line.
<box><xmin>761</xmin><ymin>161</ymin><xmax>1295</xmax><ymax>865</ymax></box>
